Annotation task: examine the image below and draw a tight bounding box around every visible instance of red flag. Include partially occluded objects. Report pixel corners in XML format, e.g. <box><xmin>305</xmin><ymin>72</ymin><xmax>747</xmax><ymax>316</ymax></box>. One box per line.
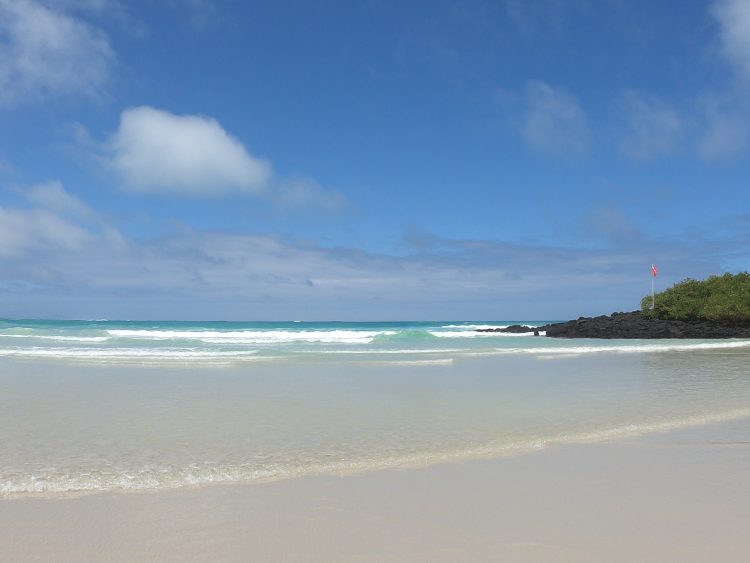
<box><xmin>651</xmin><ymin>264</ymin><xmax>658</xmax><ymax>277</ymax></box>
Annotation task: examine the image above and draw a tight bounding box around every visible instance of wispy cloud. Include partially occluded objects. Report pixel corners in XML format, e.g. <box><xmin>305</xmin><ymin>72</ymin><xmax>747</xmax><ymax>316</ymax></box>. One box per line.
<box><xmin>0</xmin><ymin>184</ymin><xmax>742</xmax><ymax>320</ymax></box>
<box><xmin>274</xmin><ymin>178</ymin><xmax>348</xmax><ymax>213</ymax></box>
<box><xmin>580</xmin><ymin>205</ymin><xmax>641</xmax><ymax>245</ymax></box>
<box><xmin>619</xmin><ymin>91</ymin><xmax>684</xmax><ymax>160</ymax></box>
<box><xmin>0</xmin><ymin>184</ymin><xmax>94</xmax><ymax>258</ymax></box>
<box><xmin>46</xmin><ymin>0</ymin><xmax>124</xmax><ymax>16</ymax></box>
<box><xmin>520</xmin><ymin>81</ymin><xmax>589</xmax><ymax>157</ymax></box>
<box><xmin>696</xmin><ymin>94</ymin><xmax>747</xmax><ymax>159</ymax></box>
<box><xmin>21</xmin><ymin>180</ymin><xmax>94</xmax><ymax>218</ymax></box>
<box><xmin>690</xmin><ymin>0</ymin><xmax>750</xmax><ymax>159</ymax></box>
<box><xmin>504</xmin><ymin>0</ymin><xmax>570</xmax><ymax>36</ymax></box>
<box><xmin>712</xmin><ymin>0</ymin><xmax>750</xmax><ymax>85</ymax></box>
<box><xmin>503</xmin><ymin>1</ymin><xmax>750</xmax><ymax>163</ymax></box>
<box><xmin>168</xmin><ymin>0</ymin><xmax>218</xmax><ymax>30</ymax></box>
<box><xmin>0</xmin><ymin>0</ymin><xmax>114</xmax><ymax>107</ymax></box>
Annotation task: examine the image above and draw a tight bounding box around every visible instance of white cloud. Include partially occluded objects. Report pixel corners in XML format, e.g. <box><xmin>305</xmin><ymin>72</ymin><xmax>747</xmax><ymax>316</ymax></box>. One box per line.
<box><xmin>0</xmin><ymin>0</ymin><xmax>114</xmax><ymax>107</ymax></box>
<box><xmin>22</xmin><ymin>180</ymin><xmax>93</xmax><ymax>217</ymax></box>
<box><xmin>103</xmin><ymin>106</ymin><xmax>346</xmax><ymax>208</ymax></box>
<box><xmin>0</xmin><ymin>181</ymin><xmax>116</xmax><ymax>258</ymax></box>
<box><xmin>686</xmin><ymin>0</ymin><xmax>750</xmax><ymax>160</ymax></box>
<box><xmin>0</xmin><ymin>186</ymin><xmax>737</xmax><ymax>320</ymax></box>
<box><xmin>620</xmin><ymin>92</ymin><xmax>683</xmax><ymax>160</ymax></box>
<box><xmin>48</xmin><ymin>0</ymin><xmax>121</xmax><ymax>14</ymax></box>
<box><xmin>712</xmin><ymin>0</ymin><xmax>750</xmax><ymax>84</ymax></box>
<box><xmin>0</xmin><ymin>206</ymin><xmax>92</xmax><ymax>258</ymax></box>
<box><xmin>274</xmin><ymin>179</ymin><xmax>348</xmax><ymax>213</ymax></box>
<box><xmin>168</xmin><ymin>0</ymin><xmax>217</xmax><ymax>29</ymax></box>
<box><xmin>580</xmin><ymin>205</ymin><xmax>640</xmax><ymax>243</ymax></box>
<box><xmin>109</xmin><ymin>106</ymin><xmax>273</xmax><ymax>197</ymax></box>
<box><xmin>697</xmin><ymin>97</ymin><xmax>747</xmax><ymax>159</ymax></box>
<box><xmin>520</xmin><ymin>81</ymin><xmax>589</xmax><ymax>157</ymax></box>
<box><xmin>505</xmin><ymin>0</ymin><xmax>568</xmax><ymax>36</ymax></box>
<box><xmin>0</xmin><ymin>218</ymin><xmax>647</xmax><ymax>318</ymax></box>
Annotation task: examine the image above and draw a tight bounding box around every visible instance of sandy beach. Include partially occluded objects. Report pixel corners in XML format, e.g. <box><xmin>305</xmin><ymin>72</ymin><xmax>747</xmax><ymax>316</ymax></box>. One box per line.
<box><xmin>2</xmin><ymin>0</ymin><xmax>749</xmax><ymax>561</ymax></box>
<box><xmin>2</xmin><ymin>417</ymin><xmax>749</xmax><ymax>562</ymax></box>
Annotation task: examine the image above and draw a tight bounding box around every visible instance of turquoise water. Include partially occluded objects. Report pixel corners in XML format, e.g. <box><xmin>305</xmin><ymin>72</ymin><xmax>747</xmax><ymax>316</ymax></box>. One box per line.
<box><xmin>0</xmin><ymin>319</ymin><xmax>551</xmax><ymax>363</ymax></box>
<box><xmin>2</xmin><ymin>318</ymin><xmax>749</xmax><ymax>364</ymax></box>
<box><xmin>2</xmin><ymin>319</ymin><xmax>750</xmax><ymax>495</ymax></box>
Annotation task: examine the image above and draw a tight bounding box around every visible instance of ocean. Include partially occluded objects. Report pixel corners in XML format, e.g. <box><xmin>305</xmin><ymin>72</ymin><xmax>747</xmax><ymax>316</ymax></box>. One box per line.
<box><xmin>2</xmin><ymin>318</ymin><xmax>750</xmax><ymax>496</ymax></box>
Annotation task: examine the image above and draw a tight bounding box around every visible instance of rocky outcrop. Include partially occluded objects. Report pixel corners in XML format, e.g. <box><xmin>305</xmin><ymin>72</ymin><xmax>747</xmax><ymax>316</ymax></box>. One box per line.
<box><xmin>539</xmin><ymin>311</ymin><xmax>750</xmax><ymax>339</ymax></box>
<box><xmin>477</xmin><ymin>324</ymin><xmax>538</xmax><ymax>334</ymax></box>
<box><xmin>475</xmin><ymin>312</ymin><xmax>750</xmax><ymax>338</ymax></box>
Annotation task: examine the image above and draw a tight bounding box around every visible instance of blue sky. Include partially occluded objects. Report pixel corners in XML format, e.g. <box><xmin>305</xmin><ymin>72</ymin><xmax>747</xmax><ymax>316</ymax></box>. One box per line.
<box><xmin>1</xmin><ymin>0</ymin><xmax>749</xmax><ymax>320</ymax></box>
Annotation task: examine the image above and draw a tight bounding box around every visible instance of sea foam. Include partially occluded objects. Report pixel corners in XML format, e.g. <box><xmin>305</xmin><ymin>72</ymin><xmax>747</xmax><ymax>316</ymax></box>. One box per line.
<box><xmin>107</xmin><ymin>329</ymin><xmax>396</xmax><ymax>344</ymax></box>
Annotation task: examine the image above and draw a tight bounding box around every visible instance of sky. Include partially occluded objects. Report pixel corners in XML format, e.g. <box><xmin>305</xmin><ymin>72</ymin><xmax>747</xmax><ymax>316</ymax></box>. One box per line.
<box><xmin>0</xmin><ymin>0</ymin><xmax>749</xmax><ymax>320</ymax></box>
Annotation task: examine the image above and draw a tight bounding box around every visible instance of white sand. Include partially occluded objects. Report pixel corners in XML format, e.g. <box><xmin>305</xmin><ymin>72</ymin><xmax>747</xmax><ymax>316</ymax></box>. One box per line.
<box><xmin>2</xmin><ymin>418</ymin><xmax>750</xmax><ymax>562</ymax></box>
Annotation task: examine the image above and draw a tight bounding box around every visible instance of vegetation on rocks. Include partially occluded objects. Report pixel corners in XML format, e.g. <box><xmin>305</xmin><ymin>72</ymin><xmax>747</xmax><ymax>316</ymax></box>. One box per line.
<box><xmin>641</xmin><ymin>272</ymin><xmax>750</xmax><ymax>324</ymax></box>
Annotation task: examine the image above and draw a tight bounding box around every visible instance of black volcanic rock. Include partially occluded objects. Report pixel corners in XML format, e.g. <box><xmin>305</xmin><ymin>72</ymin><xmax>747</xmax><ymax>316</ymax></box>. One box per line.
<box><xmin>477</xmin><ymin>324</ymin><xmax>536</xmax><ymax>334</ymax></box>
<box><xmin>539</xmin><ymin>311</ymin><xmax>750</xmax><ymax>339</ymax></box>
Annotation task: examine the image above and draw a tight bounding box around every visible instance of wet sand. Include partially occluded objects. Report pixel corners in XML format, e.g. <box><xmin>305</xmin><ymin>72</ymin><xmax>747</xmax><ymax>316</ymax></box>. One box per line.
<box><xmin>2</xmin><ymin>418</ymin><xmax>749</xmax><ymax>562</ymax></box>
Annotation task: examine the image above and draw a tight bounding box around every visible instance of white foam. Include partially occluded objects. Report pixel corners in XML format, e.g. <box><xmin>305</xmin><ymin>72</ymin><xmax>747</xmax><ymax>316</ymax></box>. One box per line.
<box><xmin>439</xmin><ymin>324</ymin><xmax>510</xmax><ymax>330</ymax></box>
<box><xmin>0</xmin><ymin>334</ymin><xmax>109</xmax><ymax>342</ymax></box>
<box><xmin>552</xmin><ymin>406</ymin><xmax>750</xmax><ymax>444</ymax></box>
<box><xmin>493</xmin><ymin>340</ymin><xmax>750</xmax><ymax>356</ymax></box>
<box><xmin>0</xmin><ymin>347</ymin><xmax>260</xmax><ymax>362</ymax></box>
<box><xmin>108</xmin><ymin>329</ymin><xmax>396</xmax><ymax>344</ymax></box>
<box><xmin>316</xmin><ymin>348</ymin><xmax>463</xmax><ymax>354</ymax></box>
<box><xmin>430</xmin><ymin>330</ymin><xmax>533</xmax><ymax>338</ymax></box>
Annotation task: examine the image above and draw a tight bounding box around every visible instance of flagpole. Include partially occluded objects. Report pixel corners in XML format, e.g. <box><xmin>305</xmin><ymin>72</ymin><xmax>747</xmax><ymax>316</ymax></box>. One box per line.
<box><xmin>651</xmin><ymin>275</ymin><xmax>655</xmax><ymax>310</ymax></box>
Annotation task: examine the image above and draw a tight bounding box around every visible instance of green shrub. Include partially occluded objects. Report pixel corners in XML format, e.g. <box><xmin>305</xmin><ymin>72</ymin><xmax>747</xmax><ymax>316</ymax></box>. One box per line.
<box><xmin>641</xmin><ymin>272</ymin><xmax>750</xmax><ymax>324</ymax></box>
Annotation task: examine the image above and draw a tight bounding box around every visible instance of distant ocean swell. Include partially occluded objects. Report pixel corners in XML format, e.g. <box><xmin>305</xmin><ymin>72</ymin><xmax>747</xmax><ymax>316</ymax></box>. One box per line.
<box><xmin>0</xmin><ymin>319</ymin><xmax>749</xmax><ymax>363</ymax></box>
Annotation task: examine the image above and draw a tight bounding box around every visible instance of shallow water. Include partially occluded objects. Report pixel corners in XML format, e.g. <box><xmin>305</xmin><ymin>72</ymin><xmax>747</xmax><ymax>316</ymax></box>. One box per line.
<box><xmin>2</xmin><ymin>322</ymin><xmax>750</xmax><ymax>495</ymax></box>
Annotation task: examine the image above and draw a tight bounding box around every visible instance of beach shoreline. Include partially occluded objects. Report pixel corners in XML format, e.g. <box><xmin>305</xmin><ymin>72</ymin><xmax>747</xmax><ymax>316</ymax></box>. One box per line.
<box><xmin>3</xmin><ymin>417</ymin><xmax>749</xmax><ymax>562</ymax></box>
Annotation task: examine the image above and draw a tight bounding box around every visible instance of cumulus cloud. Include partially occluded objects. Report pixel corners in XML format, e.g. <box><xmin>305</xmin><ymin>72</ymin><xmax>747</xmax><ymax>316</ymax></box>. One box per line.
<box><xmin>0</xmin><ymin>0</ymin><xmax>114</xmax><ymax>107</ymax></box>
<box><xmin>520</xmin><ymin>81</ymin><xmax>589</xmax><ymax>157</ymax></box>
<box><xmin>109</xmin><ymin>106</ymin><xmax>273</xmax><ymax>196</ymax></box>
<box><xmin>620</xmin><ymin>92</ymin><xmax>684</xmax><ymax>160</ymax></box>
<box><xmin>712</xmin><ymin>0</ymin><xmax>750</xmax><ymax>84</ymax></box>
<box><xmin>103</xmin><ymin>106</ymin><xmax>345</xmax><ymax>209</ymax></box>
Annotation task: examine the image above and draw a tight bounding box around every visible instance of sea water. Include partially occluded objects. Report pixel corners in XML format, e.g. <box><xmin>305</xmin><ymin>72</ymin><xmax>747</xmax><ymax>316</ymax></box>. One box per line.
<box><xmin>1</xmin><ymin>319</ymin><xmax>749</xmax><ymax>495</ymax></box>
